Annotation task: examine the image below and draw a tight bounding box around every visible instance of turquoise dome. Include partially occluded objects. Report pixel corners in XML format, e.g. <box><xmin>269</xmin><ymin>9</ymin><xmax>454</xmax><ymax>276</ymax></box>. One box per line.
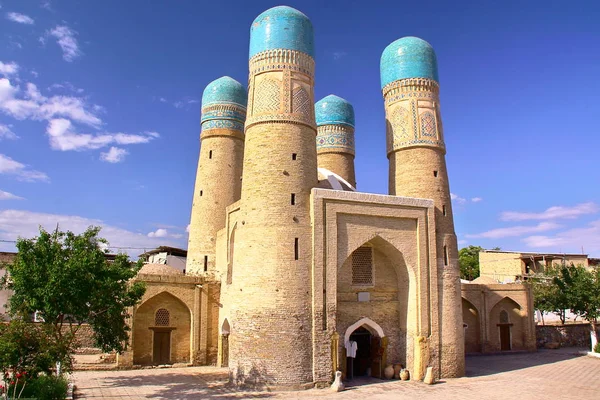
<box><xmin>249</xmin><ymin>6</ymin><xmax>314</xmax><ymax>59</ymax></box>
<box><xmin>201</xmin><ymin>76</ymin><xmax>247</xmax><ymax>108</ymax></box>
<box><xmin>315</xmin><ymin>95</ymin><xmax>355</xmax><ymax>127</ymax></box>
<box><xmin>380</xmin><ymin>36</ymin><xmax>439</xmax><ymax>88</ymax></box>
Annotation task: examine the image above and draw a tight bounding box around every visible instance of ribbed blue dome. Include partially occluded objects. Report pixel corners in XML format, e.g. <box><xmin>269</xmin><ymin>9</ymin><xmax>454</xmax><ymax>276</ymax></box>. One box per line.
<box><xmin>249</xmin><ymin>6</ymin><xmax>314</xmax><ymax>59</ymax></box>
<box><xmin>315</xmin><ymin>95</ymin><xmax>355</xmax><ymax>127</ymax></box>
<box><xmin>201</xmin><ymin>76</ymin><xmax>247</xmax><ymax>108</ymax></box>
<box><xmin>380</xmin><ymin>37</ymin><xmax>439</xmax><ymax>88</ymax></box>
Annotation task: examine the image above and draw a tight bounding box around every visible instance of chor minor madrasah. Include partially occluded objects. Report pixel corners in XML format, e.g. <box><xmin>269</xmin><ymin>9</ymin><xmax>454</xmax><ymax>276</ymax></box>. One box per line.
<box><xmin>118</xmin><ymin>5</ymin><xmax>535</xmax><ymax>389</ymax></box>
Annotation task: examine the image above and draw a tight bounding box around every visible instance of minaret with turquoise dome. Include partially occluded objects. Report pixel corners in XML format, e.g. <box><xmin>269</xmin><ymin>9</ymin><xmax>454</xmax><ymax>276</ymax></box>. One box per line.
<box><xmin>227</xmin><ymin>6</ymin><xmax>317</xmax><ymax>387</ymax></box>
<box><xmin>186</xmin><ymin>76</ymin><xmax>247</xmax><ymax>276</ymax></box>
<box><xmin>380</xmin><ymin>36</ymin><xmax>465</xmax><ymax>378</ymax></box>
<box><xmin>315</xmin><ymin>95</ymin><xmax>356</xmax><ymax>187</ymax></box>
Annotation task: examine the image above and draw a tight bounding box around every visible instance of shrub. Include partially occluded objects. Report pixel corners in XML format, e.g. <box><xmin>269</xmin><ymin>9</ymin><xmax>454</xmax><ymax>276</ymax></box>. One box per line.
<box><xmin>594</xmin><ymin>341</ymin><xmax>600</xmax><ymax>354</ymax></box>
<box><xmin>6</xmin><ymin>374</ymin><xmax>68</xmax><ymax>400</ymax></box>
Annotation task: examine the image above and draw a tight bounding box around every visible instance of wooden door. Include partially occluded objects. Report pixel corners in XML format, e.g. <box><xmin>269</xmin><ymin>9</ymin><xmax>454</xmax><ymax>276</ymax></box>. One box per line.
<box><xmin>370</xmin><ymin>336</ymin><xmax>382</xmax><ymax>378</ymax></box>
<box><xmin>153</xmin><ymin>331</ymin><xmax>171</xmax><ymax>364</ymax></box>
<box><xmin>499</xmin><ymin>325</ymin><xmax>511</xmax><ymax>351</ymax></box>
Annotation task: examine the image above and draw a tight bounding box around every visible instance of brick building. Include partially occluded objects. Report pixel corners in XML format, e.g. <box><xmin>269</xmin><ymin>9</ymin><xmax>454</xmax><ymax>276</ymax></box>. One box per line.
<box><xmin>122</xmin><ymin>5</ymin><xmax>535</xmax><ymax>389</ymax></box>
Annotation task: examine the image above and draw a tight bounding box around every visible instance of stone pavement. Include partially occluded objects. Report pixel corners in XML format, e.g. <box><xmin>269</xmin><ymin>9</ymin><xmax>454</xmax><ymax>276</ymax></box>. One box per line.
<box><xmin>72</xmin><ymin>348</ymin><xmax>600</xmax><ymax>399</ymax></box>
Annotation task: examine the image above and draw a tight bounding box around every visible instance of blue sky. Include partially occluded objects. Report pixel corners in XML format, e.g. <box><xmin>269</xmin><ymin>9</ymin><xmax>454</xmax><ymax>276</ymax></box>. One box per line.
<box><xmin>1</xmin><ymin>0</ymin><xmax>599</xmax><ymax>257</ymax></box>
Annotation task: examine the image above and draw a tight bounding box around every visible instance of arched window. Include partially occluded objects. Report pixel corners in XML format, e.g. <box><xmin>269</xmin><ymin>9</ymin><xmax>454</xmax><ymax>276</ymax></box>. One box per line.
<box><xmin>352</xmin><ymin>246</ymin><xmax>373</xmax><ymax>286</ymax></box>
<box><xmin>499</xmin><ymin>310</ymin><xmax>509</xmax><ymax>324</ymax></box>
<box><xmin>155</xmin><ymin>308</ymin><xmax>170</xmax><ymax>326</ymax></box>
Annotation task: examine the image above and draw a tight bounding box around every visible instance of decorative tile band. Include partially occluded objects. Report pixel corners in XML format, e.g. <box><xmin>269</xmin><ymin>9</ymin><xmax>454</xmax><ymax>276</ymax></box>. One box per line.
<box><xmin>201</xmin><ymin>119</ymin><xmax>245</xmax><ymax>132</ymax></box>
<box><xmin>317</xmin><ymin>124</ymin><xmax>355</xmax><ymax>154</ymax></box>
<box><xmin>246</xmin><ymin>52</ymin><xmax>316</xmax><ymax>131</ymax></box>
<box><xmin>384</xmin><ymin>78</ymin><xmax>445</xmax><ymax>154</ymax></box>
<box><xmin>201</xmin><ymin>103</ymin><xmax>246</xmax><ymax>124</ymax></box>
<box><xmin>249</xmin><ymin>49</ymin><xmax>315</xmax><ymax>79</ymax></box>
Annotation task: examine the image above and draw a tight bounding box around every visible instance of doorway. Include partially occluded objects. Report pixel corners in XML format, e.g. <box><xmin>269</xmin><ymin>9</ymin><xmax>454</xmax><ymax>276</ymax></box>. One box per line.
<box><xmin>499</xmin><ymin>324</ymin><xmax>511</xmax><ymax>351</ymax></box>
<box><xmin>347</xmin><ymin>327</ymin><xmax>382</xmax><ymax>379</ymax></box>
<box><xmin>153</xmin><ymin>331</ymin><xmax>171</xmax><ymax>364</ymax></box>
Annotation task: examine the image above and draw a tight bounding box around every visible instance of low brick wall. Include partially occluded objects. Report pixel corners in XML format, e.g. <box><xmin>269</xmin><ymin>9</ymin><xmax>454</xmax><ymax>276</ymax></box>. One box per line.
<box><xmin>536</xmin><ymin>323</ymin><xmax>599</xmax><ymax>348</ymax></box>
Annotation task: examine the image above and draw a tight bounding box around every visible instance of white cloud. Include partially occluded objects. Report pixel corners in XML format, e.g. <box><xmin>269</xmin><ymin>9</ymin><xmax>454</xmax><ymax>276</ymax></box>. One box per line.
<box><xmin>332</xmin><ymin>51</ymin><xmax>348</xmax><ymax>60</ymax></box>
<box><xmin>471</xmin><ymin>197</ymin><xmax>483</xmax><ymax>203</ymax></box>
<box><xmin>100</xmin><ymin>147</ymin><xmax>128</xmax><ymax>163</ymax></box>
<box><xmin>6</xmin><ymin>12</ymin><xmax>34</xmax><ymax>25</ymax></box>
<box><xmin>501</xmin><ymin>202</ymin><xmax>599</xmax><ymax>221</ymax></box>
<box><xmin>30</xmin><ymin>70</ymin><xmax>39</xmax><ymax>78</ymax></box>
<box><xmin>173</xmin><ymin>98</ymin><xmax>199</xmax><ymax>109</ymax></box>
<box><xmin>0</xmin><ymin>78</ymin><xmax>101</xmax><ymax>126</ymax></box>
<box><xmin>147</xmin><ymin>228</ymin><xmax>168</xmax><ymax>238</ymax></box>
<box><xmin>48</xmin><ymin>82</ymin><xmax>84</xmax><ymax>94</ymax></box>
<box><xmin>466</xmin><ymin>222</ymin><xmax>561</xmax><ymax>239</ymax></box>
<box><xmin>0</xmin><ymin>154</ymin><xmax>49</xmax><ymax>182</ymax></box>
<box><xmin>450</xmin><ymin>193</ymin><xmax>466</xmax><ymax>204</ymax></box>
<box><xmin>48</xmin><ymin>25</ymin><xmax>81</xmax><ymax>62</ymax></box>
<box><xmin>186</xmin><ymin>224</ymin><xmax>190</xmax><ymax>233</ymax></box>
<box><xmin>0</xmin><ymin>123</ymin><xmax>18</xmax><ymax>140</ymax></box>
<box><xmin>46</xmin><ymin>118</ymin><xmax>158</xmax><ymax>151</ymax></box>
<box><xmin>523</xmin><ymin>219</ymin><xmax>600</xmax><ymax>256</ymax></box>
<box><xmin>0</xmin><ymin>209</ymin><xmax>182</xmax><ymax>257</ymax></box>
<box><xmin>0</xmin><ymin>61</ymin><xmax>19</xmax><ymax>77</ymax></box>
<box><xmin>41</xmin><ymin>1</ymin><xmax>52</xmax><ymax>10</ymax></box>
<box><xmin>0</xmin><ymin>190</ymin><xmax>24</xmax><ymax>200</ymax></box>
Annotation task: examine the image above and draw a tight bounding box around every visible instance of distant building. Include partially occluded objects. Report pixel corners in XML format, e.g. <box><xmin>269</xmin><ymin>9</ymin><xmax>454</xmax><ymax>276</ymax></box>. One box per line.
<box><xmin>0</xmin><ymin>251</ymin><xmax>16</xmax><ymax>319</ymax></box>
<box><xmin>138</xmin><ymin>246</ymin><xmax>187</xmax><ymax>273</ymax></box>
<box><xmin>479</xmin><ymin>249</ymin><xmax>590</xmax><ymax>283</ymax></box>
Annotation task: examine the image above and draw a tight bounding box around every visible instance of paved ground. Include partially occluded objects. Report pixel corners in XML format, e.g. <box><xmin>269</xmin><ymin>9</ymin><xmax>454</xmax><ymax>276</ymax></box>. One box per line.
<box><xmin>72</xmin><ymin>348</ymin><xmax>600</xmax><ymax>399</ymax></box>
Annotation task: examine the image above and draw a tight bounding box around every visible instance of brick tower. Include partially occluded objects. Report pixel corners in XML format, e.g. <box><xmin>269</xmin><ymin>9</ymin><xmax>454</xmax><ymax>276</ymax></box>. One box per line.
<box><xmin>227</xmin><ymin>6</ymin><xmax>317</xmax><ymax>387</ymax></box>
<box><xmin>380</xmin><ymin>37</ymin><xmax>465</xmax><ymax>377</ymax></box>
<box><xmin>186</xmin><ymin>77</ymin><xmax>247</xmax><ymax>276</ymax></box>
<box><xmin>315</xmin><ymin>95</ymin><xmax>356</xmax><ymax>187</ymax></box>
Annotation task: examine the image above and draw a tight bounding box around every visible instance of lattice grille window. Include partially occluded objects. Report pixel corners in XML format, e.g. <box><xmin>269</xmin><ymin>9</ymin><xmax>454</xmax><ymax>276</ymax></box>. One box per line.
<box><xmin>352</xmin><ymin>246</ymin><xmax>373</xmax><ymax>286</ymax></box>
<box><xmin>155</xmin><ymin>309</ymin><xmax>170</xmax><ymax>326</ymax></box>
<box><xmin>499</xmin><ymin>310</ymin><xmax>509</xmax><ymax>324</ymax></box>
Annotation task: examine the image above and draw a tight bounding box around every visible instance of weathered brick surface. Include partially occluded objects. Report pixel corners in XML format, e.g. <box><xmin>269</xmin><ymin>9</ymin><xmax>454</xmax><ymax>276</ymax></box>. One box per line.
<box><xmin>536</xmin><ymin>323</ymin><xmax>600</xmax><ymax>348</ymax></box>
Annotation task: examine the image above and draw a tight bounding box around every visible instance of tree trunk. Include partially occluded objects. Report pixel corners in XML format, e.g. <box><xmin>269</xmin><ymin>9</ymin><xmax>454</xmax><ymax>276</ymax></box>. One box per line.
<box><xmin>591</xmin><ymin>320</ymin><xmax>598</xmax><ymax>352</ymax></box>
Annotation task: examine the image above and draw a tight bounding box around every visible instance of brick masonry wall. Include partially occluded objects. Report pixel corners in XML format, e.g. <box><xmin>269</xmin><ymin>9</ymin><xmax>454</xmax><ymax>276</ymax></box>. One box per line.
<box><xmin>536</xmin><ymin>324</ymin><xmax>600</xmax><ymax>348</ymax></box>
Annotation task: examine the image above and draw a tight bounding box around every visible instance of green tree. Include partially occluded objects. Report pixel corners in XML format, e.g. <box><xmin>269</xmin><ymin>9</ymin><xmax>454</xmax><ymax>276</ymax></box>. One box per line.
<box><xmin>529</xmin><ymin>264</ymin><xmax>569</xmax><ymax>324</ymax></box>
<box><xmin>1</xmin><ymin>226</ymin><xmax>145</xmax><ymax>370</ymax></box>
<box><xmin>554</xmin><ymin>264</ymin><xmax>600</xmax><ymax>351</ymax></box>
<box><xmin>458</xmin><ymin>245</ymin><xmax>483</xmax><ymax>281</ymax></box>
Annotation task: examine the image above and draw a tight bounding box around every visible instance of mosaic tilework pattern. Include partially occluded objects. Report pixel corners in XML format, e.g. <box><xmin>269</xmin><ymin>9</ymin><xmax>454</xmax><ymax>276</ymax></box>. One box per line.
<box><xmin>380</xmin><ymin>36</ymin><xmax>439</xmax><ymax>88</ymax></box>
<box><xmin>384</xmin><ymin>78</ymin><xmax>444</xmax><ymax>153</ymax></box>
<box><xmin>201</xmin><ymin>76</ymin><xmax>247</xmax><ymax>108</ymax></box>
<box><xmin>316</xmin><ymin>124</ymin><xmax>355</xmax><ymax>154</ymax></box>
<box><xmin>246</xmin><ymin>49</ymin><xmax>316</xmax><ymax>130</ymax></box>
<box><xmin>249</xmin><ymin>6</ymin><xmax>314</xmax><ymax>58</ymax></box>
<box><xmin>315</xmin><ymin>95</ymin><xmax>355</xmax><ymax>127</ymax></box>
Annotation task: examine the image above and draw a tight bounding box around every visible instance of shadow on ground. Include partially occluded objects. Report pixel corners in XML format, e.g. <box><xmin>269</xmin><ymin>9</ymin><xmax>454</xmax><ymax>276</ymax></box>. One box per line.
<box><xmin>466</xmin><ymin>348</ymin><xmax>586</xmax><ymax>377</ymax></box>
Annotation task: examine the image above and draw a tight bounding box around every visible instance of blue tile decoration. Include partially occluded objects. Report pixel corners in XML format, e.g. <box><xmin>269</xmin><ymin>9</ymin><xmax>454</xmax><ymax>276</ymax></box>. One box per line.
<box><xmin>201</xmin><ymin>76</ymin><xmax>247</xmax><ymax>108</ymax></box>
<box><xmin>316</xmin><ymin>132</ymin><xmax>355</xmax><ymax>151</ymax></box>
<box><xmin>380</xmin><ymin>37</ymin><xmax>439</xmax><ymax>88</ymax></box>
<box><xmin>420</xmin><ymin>111</ymin><xmax>437</xmax><ymax>137</ymax></box>
<box><xmin>201</xmin><ymin>108</ymin><xmax>246</xmax><ymax>124</ymax></box>
<box><xmin>201</xmin><ymin>120</ymin><xmax>245</xmax><ymax>131</ymax></box>
<box><xmin>249</xmin><ymin>6</ymin><xmax>314</xmax><ymax>59</ymax></box>
<box><xmin>315</xmin><ymin>95</ymin><xmax>355</xmax><ymax>127</ymax></box>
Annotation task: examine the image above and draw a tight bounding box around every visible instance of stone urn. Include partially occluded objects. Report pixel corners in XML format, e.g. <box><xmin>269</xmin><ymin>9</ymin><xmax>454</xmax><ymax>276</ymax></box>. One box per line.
<box><xmin>393</xmin><ymin>364</ymin><xmax>402</xmax><ymax>379</ymax></box>
<box><xmin>400</xmin><ymin>368</ymin><xmax>410</xmax><ymax>381</ymax></box>
<box><xmin>384</xmin><ymin>364</ymin><xmax>394</xmax><ymax>379</ymax></box>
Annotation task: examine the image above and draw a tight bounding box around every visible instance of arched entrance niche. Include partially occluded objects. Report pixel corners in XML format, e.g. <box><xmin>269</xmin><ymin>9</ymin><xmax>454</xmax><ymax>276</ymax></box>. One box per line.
<box><xmin>489</xmin><ymin>297</ymin><xmax>524</xmax><ymax>351</ymax></box>
<box><xmin>344</xmin><ymin>318</ymin><xmax>386</xmax><ymax>379</ymax></box>
<box><xmin>337</xmin><ymin>236</ymin><xmax>413</xmax><ymax>379</ymax></box>
<box><xmin>219</xmin><ymin>318</ymin><xmax>231</xmax><ymax>367</ymax></box>
<box><xmin>461</xmin><ymin>298</ymin><xmax>481</xmax><ymax>353</ymax></box>
<box><xmin>133</xmin><ymin>291</ymin><xmax>192</xmax><ymax>365</ymax></box>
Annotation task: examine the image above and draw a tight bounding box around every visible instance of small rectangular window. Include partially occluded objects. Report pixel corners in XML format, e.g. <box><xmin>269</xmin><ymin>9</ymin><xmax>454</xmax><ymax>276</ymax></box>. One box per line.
<box><xmin>294</xmin><ymin>238</ymin><xmax>299</xmax><ymax>260</ymax></box>
<box><xmin>444</xmin><ymin>245</ymin><xmax>448</xmax><ymax>266</ymax></box>
<box><xmin>200</xmin><ymin>190</ymin><xmax>203</xmax><ymax>196</ymax></box>
<box><xmin>433</xmin><ymin>170</ymin><xmax>438</xmax><ymax>177</ymax></box>
<box><xmin>204</xmin><ymin>255</ymin><xmax>208</xmax><ymax>272</ymax></box>
<box><xmin>291</xmin><ymin>193</ymin><xmax>295</xmax><ymax>205</ymax></box>
<box><xmin>443</xmin><ymin>205</ymin><xmax>447</xmax><ymax>216</ymax></box>
<box><xmin>292</xmin><ymin>153</ymin><xmax>297</xmax><ymax>160</ymax></box>
<box><xmin>209</xmin><ymin>150</ymin><xmax>213</xmax><ymax>159</ymax></box>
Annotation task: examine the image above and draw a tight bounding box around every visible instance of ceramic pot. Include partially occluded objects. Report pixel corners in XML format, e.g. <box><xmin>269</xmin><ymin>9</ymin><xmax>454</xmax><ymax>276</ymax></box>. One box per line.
<box><xmin>393</xmin><ymin>364</ymin><xmax>402</xmax><ymax>379</ymax></box>
<box><xmin>384</xmin><ymin>365</ymin><xmax>394</xmax><ymax>379</ymax></box>
<box><xmin>400</xmin><ymin>368</ymin><xmax>410</xmax><ymax>381</ymax></box>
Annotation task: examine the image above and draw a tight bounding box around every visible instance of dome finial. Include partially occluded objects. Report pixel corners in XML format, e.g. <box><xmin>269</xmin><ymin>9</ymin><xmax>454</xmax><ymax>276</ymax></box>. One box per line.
<box><xmin>249</xmin><ymin>6</ymin><xmax>314</xmax><ymax>59</ymax></box>
<box><xmin>315</xmin><ymin>95</ymin><xmax>355</xmax><ymax>127</ymax></box>
<box><xmin>201</xmin><ymin>76</ymin><xmax>247</xmax><ymax>108</ymax></box>
<box><xmin>380</xmin><ymin>36</ymin><xmax>438</xmax><ymax>88</ymax></box>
